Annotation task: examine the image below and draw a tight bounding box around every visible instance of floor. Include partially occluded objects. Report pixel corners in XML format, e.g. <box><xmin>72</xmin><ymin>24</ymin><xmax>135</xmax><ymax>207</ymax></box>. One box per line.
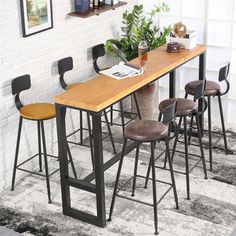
<box><xmin>0</xmin><ymin>117</ymin><xmax>236</xmax><ymax>236</ymax></box>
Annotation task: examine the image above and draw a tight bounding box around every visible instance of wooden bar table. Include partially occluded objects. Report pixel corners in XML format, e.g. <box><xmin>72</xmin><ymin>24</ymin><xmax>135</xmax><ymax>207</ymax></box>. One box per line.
<box><xmin>55</xmin><ymin>44</ymin><xmax>206</xmax><ymax>227</ymax></box>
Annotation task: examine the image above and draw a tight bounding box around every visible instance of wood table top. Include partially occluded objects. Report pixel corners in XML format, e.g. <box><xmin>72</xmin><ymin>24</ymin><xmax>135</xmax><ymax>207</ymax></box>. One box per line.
<box><xmin>55</xmin><ymin>44</ymin><xmax>206</xmax><ymax>112</ymax></box>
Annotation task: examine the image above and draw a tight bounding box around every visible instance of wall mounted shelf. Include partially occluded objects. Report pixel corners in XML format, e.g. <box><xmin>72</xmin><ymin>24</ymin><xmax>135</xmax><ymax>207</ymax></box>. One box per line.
<box><xmin>68</xmin><ymin>1</ymin><xmax>127</xmax><ymax>18</ymax></box>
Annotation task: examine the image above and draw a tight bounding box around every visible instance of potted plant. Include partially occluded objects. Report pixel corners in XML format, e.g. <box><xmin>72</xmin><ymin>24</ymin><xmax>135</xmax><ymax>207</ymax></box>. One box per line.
<box><xmin>104</xmin><ymin>3</ymin><xmax>171</xmax><ymax>119</ymax></box>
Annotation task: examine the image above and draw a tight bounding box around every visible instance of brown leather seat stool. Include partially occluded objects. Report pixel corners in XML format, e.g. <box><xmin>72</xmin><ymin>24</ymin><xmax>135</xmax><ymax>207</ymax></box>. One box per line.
<box><xmin>185</xmin><ymin>63</ymin><xmax>230</xmax><ymax>171</ymax></box>
<box><xmin>11</xmin><ymin>75</ymin><xmax>77</xmax><ymax>203</ymax></box>
<box><xmin>58</xmin><ymin>57</ymin><xmax>117</xmax><ymax>170</ymax></box>
<box><xmin>108</xmin><ymin>101</ymin><xmax>179</xmax><ymax>235</ymax></box>
<box><xmin>158</xmin><ymin>80</ymin><xmax>208</xmax><ymax>200</ymax></box>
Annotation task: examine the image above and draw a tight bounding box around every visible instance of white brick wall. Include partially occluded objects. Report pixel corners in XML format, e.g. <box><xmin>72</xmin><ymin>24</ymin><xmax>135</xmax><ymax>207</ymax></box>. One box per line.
<box><xmin>0</xmin><ymin>0</ymin><xmax>134</xmax><ymax>191</ymax></box>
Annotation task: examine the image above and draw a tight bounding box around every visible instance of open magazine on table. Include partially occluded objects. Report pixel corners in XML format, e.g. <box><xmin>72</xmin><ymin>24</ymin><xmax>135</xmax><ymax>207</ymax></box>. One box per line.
<box><xmin>99</xmin><ymin>62</ymin><xmax>144</xmax><ymax>80</ymax></box>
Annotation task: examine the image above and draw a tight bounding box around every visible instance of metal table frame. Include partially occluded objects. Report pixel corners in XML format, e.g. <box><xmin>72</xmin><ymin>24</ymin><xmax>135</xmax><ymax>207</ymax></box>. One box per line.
<box><xmin>55</xmin><ymin>51</ymin><xmax>206</xmax><ymax>227</ymax></box>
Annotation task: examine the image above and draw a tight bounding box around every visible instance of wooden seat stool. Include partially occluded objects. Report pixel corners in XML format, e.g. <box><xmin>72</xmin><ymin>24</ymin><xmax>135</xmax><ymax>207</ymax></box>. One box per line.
<box><xmin>11</xmin><ymin>75</ymin><xmax>77</xmax><ymax>203</ymax></box>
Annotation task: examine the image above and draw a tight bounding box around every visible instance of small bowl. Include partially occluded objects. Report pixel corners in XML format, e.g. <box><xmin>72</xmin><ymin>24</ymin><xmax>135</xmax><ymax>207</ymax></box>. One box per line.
<box><xmin>167</xmin><ymin>42</ymin><xmax>181</xmax><ymax>53</ymax></box>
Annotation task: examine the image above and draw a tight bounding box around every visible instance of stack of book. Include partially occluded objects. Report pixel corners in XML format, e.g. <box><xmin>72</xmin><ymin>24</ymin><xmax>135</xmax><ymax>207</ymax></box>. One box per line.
<box><xmin>166</xmin><ymin>30</ymin><xmax>197</xmax><ymax>49</ymax></box>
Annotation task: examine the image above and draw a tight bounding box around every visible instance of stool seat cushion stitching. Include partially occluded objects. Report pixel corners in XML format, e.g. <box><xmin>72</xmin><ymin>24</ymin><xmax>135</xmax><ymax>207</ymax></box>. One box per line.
<box><xmin>19</xmin><ymin>103</ymin><xmax>56</xmax><ymax>120</ymax></box>
<box><xmin>159</xmin><ymin>98</ymin><xmax>197</xmax><ymax>117</ymax></box>
<box><xmin>185</xmin><ymin>80</ymin><xmax>221</xmax><ymax>96</ymax></box>
<box><xmin>125</xmin><ymin>120</ymin><xmax>168</xmax><ymax>142</ymax></box>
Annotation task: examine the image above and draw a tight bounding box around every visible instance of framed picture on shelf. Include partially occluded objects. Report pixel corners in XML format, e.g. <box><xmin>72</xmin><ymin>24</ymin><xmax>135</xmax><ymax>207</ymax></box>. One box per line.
<box><xmin>20</xmin><ymin>0</ymin><xmax>53</xmax><ymax>37</ymax></box>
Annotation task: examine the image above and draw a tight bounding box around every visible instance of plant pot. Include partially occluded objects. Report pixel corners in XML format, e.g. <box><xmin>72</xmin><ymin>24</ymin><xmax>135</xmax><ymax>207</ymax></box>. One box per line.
<box><xmin>131</xmin><ymin>82</ymin><xmax>156</xmax><ymax>120</ymax></box>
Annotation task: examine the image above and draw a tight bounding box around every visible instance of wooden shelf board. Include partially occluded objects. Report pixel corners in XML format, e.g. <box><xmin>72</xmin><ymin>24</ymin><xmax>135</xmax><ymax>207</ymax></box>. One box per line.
<box><xmin>68</xmin><ymin>1</ymin><xmax>127</xmax><ymax>18</ymax></box>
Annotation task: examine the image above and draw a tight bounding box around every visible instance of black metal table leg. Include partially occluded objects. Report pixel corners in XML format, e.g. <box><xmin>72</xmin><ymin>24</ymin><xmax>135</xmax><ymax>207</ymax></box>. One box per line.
<box><xmin>91</xmin><ymin>112</ymin><xmax>106</xmax><ymax>227</ymax></box>
<box><xmin>169</xmin><ymin>70</ymin><xmax>176</xmax><ymax>99</ymax></box>
<box><xmin>199</xmin><ymin>52</ymin><xmax>206</xmax><ymax>133</ymax></box>
<box><xmin>56</xmin><ymin>104</ymin><xmax>71</xmax><ymax>213</ymax></box>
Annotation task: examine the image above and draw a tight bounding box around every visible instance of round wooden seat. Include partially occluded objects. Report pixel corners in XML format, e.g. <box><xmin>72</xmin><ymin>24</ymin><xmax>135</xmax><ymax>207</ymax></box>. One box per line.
<box><xmin>185</xmin><ymin>80</ymin><xmax>220</xmax><ymax>96</ymax></box>
<box><xmin>124</xmin><ymin>120</ymin><xmax>168</xmax><ymax>142</ymax></box>
<box><xmin>159</xmin><ymin>98</ymin><xmax>197</xmax><ymax>117</ymax></box>
<box><xmin>19</xmin><ymin>103</ymin><xmax>56</xmax><ymax>120</ymax></box>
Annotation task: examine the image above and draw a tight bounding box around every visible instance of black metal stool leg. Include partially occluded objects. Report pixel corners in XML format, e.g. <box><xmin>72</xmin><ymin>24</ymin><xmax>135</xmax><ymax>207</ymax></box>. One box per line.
<box><xmin>41</xmin><ymin>121</ymin><xmax>52</xmax><ymax>204</ymax></box>
<box><xmin>218</xmin><ymin>95</ymin><xmax>228</xmax><ymax>154</ymax></box>
<box><xmin>104</xmin><ymin>111</ymin><xmax>117</xmax><ymax>154</ymax></box>
<box><xmin>207</xmin><ymin>96</ymin><xmax>213</xmax><ymax>171</ymax></box>
<box><xmin>37</xmin><ymin>120</ymin><xmax>42</xmax><ymax>172</ymax></box>
<box><xmin>165</xmin><ymin>141</ymin><xmax>179</xmax><ymax>209</ymax></box>
<box><xmin>11</xmin><ymin>117</ymin><xmax>23</xmax><ymax>191</ymax></box>
<box><xmin>144</xmin><ymin>142</ymin><xmax>156</xmax><ymax>188</ymax></box>
<box><xmin>184</xmin><ymin>93</ymin><xmax>188</xmax><ymax>99</ymax></box>
<box><xmin>183</xmin><ymin>116</ymin><xmax>190</xmax><ymax>200</ymax></box>
<box><xmin>120</xmin><ymin>100</ymin><xmax>125</xmax><ymax>138</ymax></box>
<box><xmin>66</xmin><ymin>142</ymin><xmax>77</xmax><ymax>179</ymax></box>
<box><xmin>131</xmin><ymin>143</ymin><xmax>140</xmax><ymax>196</ymax></box>
<box><xmin>164</xmin><ymin>117</ymin><xmax>182</xmax><ymax>169</ymax></box>
<box><xmin>158</xmin><ymin>113</ymin><xmax>162</xmax><ymax>122</ymax></box>
<box><xmin>151</xmin><ymin>142</ymin><xmax>158</xmax><ymax>235</ymax></box>
<box><xmin>196</xmin><ymin>115</ymin><xmax>208</xmax><ymax>179</ymax></box>
<box><xmin>110</xmin><ymin>105</ymin><xmax>113</xmax><ymax>125</ymax></box>
<box><xmin>133</xmin><ymin>93</ymin><xmax>142</xmax><ymax>120</ymax></box>
<box><xmin>188</xmin><ymin>116</ymin><xmax>194</xmax><ymax>145</ymax></box>
<box><xmin>86</xmin><ymin>113</ymin><xmax>95</xmax><ymax>170</ymax></box>
<box><xmin>80</xmin><ymin>110</ymin><xmax>83</xmax><ymax>145</ymax></box>
<box><xmin>108</xmin><ymin>138</ymin><xmax>128</xmax><ymax>221</ymax></box>
<box><xmin>144</xmin><ymin>157</ymin><xmax>151</xmax><ymax>189</ymax></box>
<box><xmin>170</xmin><ymin>117</ymin><xmax>182</xmax><ymax>162</ymax></box>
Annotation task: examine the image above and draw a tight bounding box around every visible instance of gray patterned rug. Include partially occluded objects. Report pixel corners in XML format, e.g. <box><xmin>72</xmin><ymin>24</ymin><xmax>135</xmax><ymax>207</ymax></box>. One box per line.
<box><xmin>0</xmin><ymin>117</ymin><xmax>236</xmax><ymax>236</ymax></box>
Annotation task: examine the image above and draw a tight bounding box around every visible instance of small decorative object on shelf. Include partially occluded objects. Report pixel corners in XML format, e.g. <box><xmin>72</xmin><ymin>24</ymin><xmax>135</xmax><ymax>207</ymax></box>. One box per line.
<box><xmin>172</xmin><ymin>22</ymin><xmax>187</xmax><ymax>38</ymax></box>
<box><xmin>105</xmin><ymin>0</ymin><xmax>119</xmax><ymax>5</ymax></box>
<box><xmin>166</xmin><ymin>42</ymin><xmax>181</xmax><ymax>53</ymax></box>
<box><xmin>166</xmin><ymin>22</ymin><xmax>197</xmax><ymax>49</ymax></box>
<box><xmin>75</xmin><ymin>0</ymin><xmax>90</xmax><ymax>13</ymax></box>
<box><xmin>69</xmin><ymin>0</ymin><xmax>126</xmax><ymax>18</ymax></box>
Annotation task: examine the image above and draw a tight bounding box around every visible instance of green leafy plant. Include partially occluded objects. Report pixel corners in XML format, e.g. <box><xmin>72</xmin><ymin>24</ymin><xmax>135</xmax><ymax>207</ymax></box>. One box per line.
<box><xmin>105</xmin><ymin>3</ymin><xmax>171</xmax><ymax>61</ymax></box>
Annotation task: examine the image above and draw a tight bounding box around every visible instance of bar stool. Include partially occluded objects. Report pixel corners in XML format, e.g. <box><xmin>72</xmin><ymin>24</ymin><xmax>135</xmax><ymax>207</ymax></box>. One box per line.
<box><xmin>108</xmin><ymin>101</ymin><xmax>179</xmax><ymax>235</ymax></box>
<box><xmin>185</xmin><ymin>63</ymin><xmax>230</xmax><ymax>171</ymax></box>
<box><xmin>11</xmin><ymin>75</ymin><xmax>77</xmax><ymax>203</ymax></box>
<box><xmin>157</xmin><ymin>80</ymin><xmax>208</xmax><ymax>200</ymax></box>
<box><xmin>92</xmin><ymin>44</ymin><xmax>142</xmax><ymax>137</ymax></box>
<box><xmin>58</xmin><ymin>57</ymin><xmax>117</xmax><ymax>168</ymax></box>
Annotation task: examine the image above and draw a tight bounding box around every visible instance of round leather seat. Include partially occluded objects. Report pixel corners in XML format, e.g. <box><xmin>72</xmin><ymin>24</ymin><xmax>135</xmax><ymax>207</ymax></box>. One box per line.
<box><xmin>185</xmin><ymin>80</ymin><xmax>221</xmax><ymax>96</ymax></box>
<box><xmin>124</xmin><ymin>120</ymin><xmax>168</xmax><ymax>142</ymax></box>
<box><xmin>159</xmin><ymin>98</ymin><xmax>197</xmax><ymax>117</ymax></box>
<box><xmin>19</xmin><ymin>103</ymin><xmax>56</xmax><ymax>120</ymax></box>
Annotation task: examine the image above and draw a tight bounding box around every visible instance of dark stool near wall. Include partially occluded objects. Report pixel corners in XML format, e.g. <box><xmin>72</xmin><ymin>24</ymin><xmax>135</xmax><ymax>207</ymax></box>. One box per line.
<box><xmin>58</xmin><ymin>57</ymin><xmax>117</xmax><ymax>169</ymax></box>
<box><xmin>108</xmin><ymin>101</ymin><xmax>179</xmax><ymax>235</ymax></box>
<box><xmin>92</xmin><ymin>44</ymin><xmax>142</xmax><ymax>137</ymax></box>
<box><xmin>185</xmin><ymin>63</ymin><xmax>230</xmax><ymax>171</ymax></box>
<box><xmin>11</xmin><ymin>75</ymin><xmax>77</xmax><ymax>203</ymax></box>
<box><xmin>157</xmin><ymin>80</ymin><xmax>208</xmax><ymax>200</ymax></box>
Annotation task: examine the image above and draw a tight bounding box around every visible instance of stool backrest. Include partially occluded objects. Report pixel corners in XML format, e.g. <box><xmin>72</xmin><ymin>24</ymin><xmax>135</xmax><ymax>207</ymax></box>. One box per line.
<box><xmin>194</xmin><ymin>79</ymin><xmax>206</xmax><ymax>100</ymax></box>
<box><xmin>58</xmin><ymin>57</ymin><xmax>73</xmax><ymax>90</ymax></box>
<box><xmin>92</xmin><ymin>44</ymin><xmax>105</xmax><ymax>73</ymax></box>
<box><xmin>162</xmin><ymin>100</ymin><xmax>177</xmax><ymax>124</ymax></box>
<box><xmin>11</xmin><ymin>74</ymin><xmax>31</xmax><ymax>110</ymax></box>
<box><xmin>194</xmin><ymin>80</ymin><xmax>207</xmax><ymax>114</ymax></box>
<box><xmin>218</xmin><ymin>63</ymin><xmax>230</xmax><ymax>96</ymax></box>
<box><xmin>219</xmin><ymin>63</ymin><xmax>230</xmax><ymax>82</ymax></box>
